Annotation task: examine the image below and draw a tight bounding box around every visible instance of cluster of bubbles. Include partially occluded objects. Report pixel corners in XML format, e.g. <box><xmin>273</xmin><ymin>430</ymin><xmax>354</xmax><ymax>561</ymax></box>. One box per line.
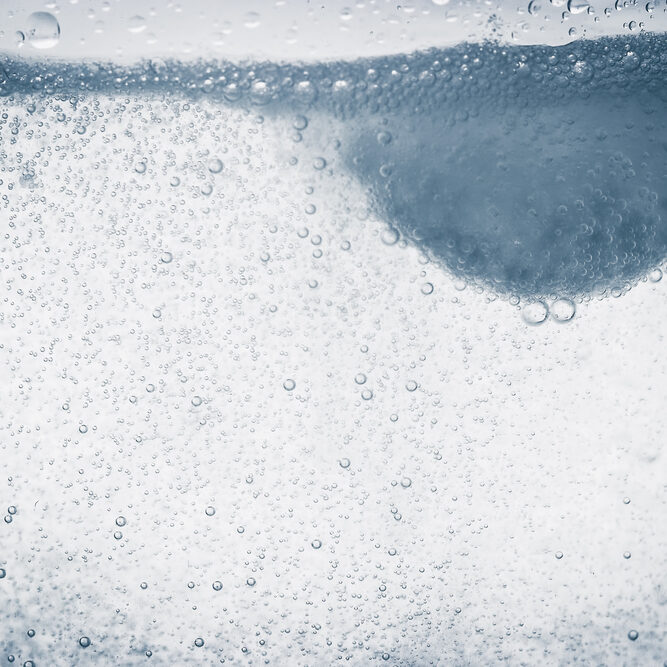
<box><xmin>0</xmin><ymin>23</ymin><xmax>663</xmax><ymax>667</ymax></box>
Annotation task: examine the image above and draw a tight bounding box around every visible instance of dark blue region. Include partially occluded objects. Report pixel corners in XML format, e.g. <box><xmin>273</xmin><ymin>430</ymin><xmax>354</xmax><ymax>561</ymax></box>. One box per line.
<box><xmin>347</xmin><ymin>81</ymin><xmax>667</xmax><ymax>297</ymax></box>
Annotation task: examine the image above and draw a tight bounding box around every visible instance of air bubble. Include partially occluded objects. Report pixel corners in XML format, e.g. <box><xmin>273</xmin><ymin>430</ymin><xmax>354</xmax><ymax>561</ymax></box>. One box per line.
<box><xmin>128</xmin><ymin>16</ymin><xmax>147</xmax><ymax>34</ymax></box>
<box><xmin>522</xmin><ymin>301</ymin><xmax>549</xmax><ymax>326</ymax></box>
<box><xmin>207</xmin><ymin>158</ymin><xmax>224</xmax><ymax>174</ymax></box>
<box><xmin>283</xmin><ymin>379</ymin><xmax>296</xmax><ymax>391</ymax></box>
<box><xmin>79</xmin><ymin>637</ymin><xmax>91</xmax><ymax>648</ymax></box>
<box><xmin>550</xmin><ymin>298</ymin><xmax>576</xmax><ymax>322</ymax></box>
<box><xmin>567</xmin><ymin>0</ymin><xmax>589</xmax><ymax>13</ymax></box>
<box><xmin>380</xmin><ymin>227</ymin><xmax>400</xmax><ymax>246</ymax></box>
<box><xmin>26</xmin><ymin>12</ymin><xmax>60</xmax><ymax>50</ymax></box>
<box><xmin>648</xmin><ymin>268</ymin><xmax>663</xmax><ymax>282</ymax></box>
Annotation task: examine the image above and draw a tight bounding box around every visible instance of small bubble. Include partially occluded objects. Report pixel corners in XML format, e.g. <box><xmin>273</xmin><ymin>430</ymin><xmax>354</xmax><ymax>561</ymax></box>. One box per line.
<box><xmin>311</xmin><ymin>539</ymin><xmax>322</xmax><ymax>549</ymax></box>
<box><xmin>212</xmin><ymin>581</ymin><xmax>223</xmax><ymax>591</ymax></box>
<box><xmin>313</xmin><ymin>157</ymin><xmax>327</xmax><ymax>170</ymax></box>
<box><xmin>401</xmin><ymin>477</ymin><xmax>412</xmax><ymax>488</ymax></box>
<box><xmin>115</xmin><ymin>516</ymin><xmax>126</xmax><ymax>527</ymax></box>
<box><xmin>246</xmin><ymin>577</ymin><xmax>256</xmax><ymax>586</ymax></box>
<box><xmin>354</xmin><ymin>373</ymin><xmax>367</xmax><ymax>385</ymax></box>
<box><xmin>380</xmin><ymin>227</ymin><xmax>400</xmax><ymax>246</ymax></box>
<box><xmin>79</xmin><ymin>424</ymin><xmax>88</xmax><ymax>434</ymax></box>
<box><xmin>128</xmin><ymin>15</ymin><xmax>147</xmax><ymax>33</ymax></box>
<box><xmin>169</xmin><ymin>176</ymin><xmax>180</xmax><ymax>187</ymax></box>
<box><xmin>160</xmin><ymin>251</ymin><xmax>173</xmax><ymax>264</ymax></box>
<box><xmin>194</xmin><ymin>637</ymin><xmax>205</xmax><ymax>648</ymax></box>
<box><xmin>361</xmin><ymin>389</ymin><xmax>374</xmax><ymax>400</ymax></box>
<box><xmin>140</xmin><ymin>582</ymin><xmax>148</xmax><ymax>589</ymax></box>
<box><xmin>26</xmin><ymin>12</ymin><xmax>60</xmax><ymax>49</ymax></box>
<box><xmin>8</xmin><ymin>506</ymin><xmax>16</xmax><ymax>515</ymax></box>
<box><xmin>293</xmin><ymin>115</ymin><xmax>308</xmax><ymax>130</ymax></box>
<box><xmin>390</xmin><ymin>414</ymin><xmax>398</xmax><ymax>422</ymax></box>
<box><xmin>244</xmin><ymin>11</ymin><xmax>261</xmax><ymax>28</ymax></box>
<box><xmin>134</xmin><ymin>161</ymin><xmax>147</xmax><ymax>174</ymax></box>
<box><xmin>382</xmin><ymin>653</ymin><xmax>390</xmax><ymax>660</ymax></box>
<box><xmin>79</xmin><ymin>636</ymin><xmax>91</xmax><ymax>648</ymax></box>
<box><xmin>550</xmin><ymin>298</ymin><xmax>576</xmax><ymax>322</ymax></box>
<box><xmin>388</xmin><ymin>547</ymin><xmax>397</xmax><ymax>556</ymax></box>
<box><xmin>205</xmin><ymin>506</ymin><xmax>216</xmax><ymax>516</ymax></box>
<box><xmin>622</xmin><ymin>52</ymin><xmax>641</xmax><ymax>72</ymax></box>
<box><xmin>555</xmin><ymin>551</ymin><xmax>563</xmax><ymax>559</ymax></box>
<box><xmin>283</xmin><ymin>379</ymin><xmax>296</xmax><ymax>391</ymax></box>
<box><xmin>627</xmin><ymin>630</ymin><xmax>638</xmax><ymax>641</ymax></box>
<box><xmin>522</xmin><ymin>301</ymin><xmax>549</xmax><ymax>326</ymax></box>
<box><xmin>113</xmin><ymin>531</ymin><xmax>123</xmax><ymax>540</ymax></box>
<box><xmin>567</xmin><ymin>0</ymin><xmax>589</xmax><ymax>14</ymax></box>
<box><xmin>648</xmin><ymin>268</ymin><xmax>663</xmax><ymax>282</ymax></box>
<box><xmin>339</xmin><ymin>457</ymin><xmax>351</xmax><ymax>469</ymax></box>
<box><xmin>207</xmin><ymin>158</ymin><xmax>224</xmax><ymax>174</ymax></box>
<box><xmin>0</xmin><ymin>568</ymin><xmax>6</xmax><ymax>579</ymax></box>
<box><xmin>377</xmin><ymin>131</ymin><xmax>392</xmax><ymax>145</ymax></box>
<box><xmin>191</xmin><ymin>396</ymin><xmax>203</xmax><ymax>407</ymax></box>
<box><xmin>623</xmin><ymin>551</ymin><xmax>631</xmax><ymax>559</ymax></box>
<box><xmin>405</xmin><ymin>380</ymin><xmax>418</xmax><ymax>392</ymax></box>
<box><xmin>623</xmin><ymin>497</ymin><xmax>631</xmax><ymax>505</ymax></box>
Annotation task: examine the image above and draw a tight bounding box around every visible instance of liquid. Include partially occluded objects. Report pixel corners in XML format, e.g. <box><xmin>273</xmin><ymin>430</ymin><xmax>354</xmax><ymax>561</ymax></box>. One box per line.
<box><xmin>0</xmin><ymin>35</ymin><xmax>665</xmax><ymax>665</ymax></box>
